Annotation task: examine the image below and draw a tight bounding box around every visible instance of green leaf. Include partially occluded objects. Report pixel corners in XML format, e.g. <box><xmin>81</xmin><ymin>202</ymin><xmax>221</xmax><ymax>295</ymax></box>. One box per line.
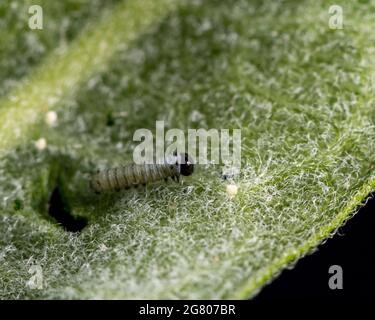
<box><xmin>0</xmin><ymin>0</ymin><xmax>374</xmax><ymax>299</ymax></box>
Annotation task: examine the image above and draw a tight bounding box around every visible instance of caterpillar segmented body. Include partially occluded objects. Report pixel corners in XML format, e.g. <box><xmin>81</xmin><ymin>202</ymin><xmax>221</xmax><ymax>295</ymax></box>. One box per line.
<box><xmin>90</xmin><ymin>153</ymin><xmax>194</xmax><ymax>193</ymax></box>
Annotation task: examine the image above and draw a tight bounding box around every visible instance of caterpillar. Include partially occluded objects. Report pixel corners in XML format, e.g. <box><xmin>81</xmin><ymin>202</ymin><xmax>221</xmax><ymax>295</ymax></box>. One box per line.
<box><xmin>90</xmin><ymin>153</ymin><xmax>194</xmax><ymax>193</ymax></box>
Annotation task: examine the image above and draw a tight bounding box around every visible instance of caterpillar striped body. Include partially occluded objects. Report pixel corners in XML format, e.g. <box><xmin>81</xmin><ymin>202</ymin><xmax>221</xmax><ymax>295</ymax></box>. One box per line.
<box><xmin>90</xmin><ymin>153</ymin><xmax>194</xmax><ymax>193</ymax></box>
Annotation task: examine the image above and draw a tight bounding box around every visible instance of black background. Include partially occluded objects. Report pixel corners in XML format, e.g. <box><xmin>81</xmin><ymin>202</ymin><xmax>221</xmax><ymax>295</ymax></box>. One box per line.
<box><xmin>253</xmin><ymin>193</ymin><xmax>374</xmax><ymax>301</ymax></box>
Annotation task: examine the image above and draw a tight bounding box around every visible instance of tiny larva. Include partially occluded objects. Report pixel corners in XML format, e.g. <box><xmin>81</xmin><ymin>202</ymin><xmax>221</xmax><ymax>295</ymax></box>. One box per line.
<box><xmin>90</xmin><ymin>153</ymin><xmax>194</xmax><ymax>193</ymax></box>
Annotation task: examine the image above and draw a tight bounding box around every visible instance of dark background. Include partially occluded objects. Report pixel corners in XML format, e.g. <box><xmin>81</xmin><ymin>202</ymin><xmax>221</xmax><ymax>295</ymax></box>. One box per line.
<box><xmin>253</xmin><ymin>193</ymin><xmax>374</xmax><ymax>302</ymax></box>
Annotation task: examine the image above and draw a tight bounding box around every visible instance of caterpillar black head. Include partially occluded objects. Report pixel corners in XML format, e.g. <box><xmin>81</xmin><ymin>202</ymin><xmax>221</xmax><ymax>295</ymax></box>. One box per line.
<box><xmin>176</xmin><ymin>152</ymin><xmax>194</xmax><ymax>176</ymax></box>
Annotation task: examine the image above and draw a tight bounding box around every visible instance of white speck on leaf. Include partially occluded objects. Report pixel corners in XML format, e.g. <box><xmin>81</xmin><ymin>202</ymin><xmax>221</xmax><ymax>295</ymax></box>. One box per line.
<box><xmin>45</xmin><ymin>111</ymin><xmax>58</xmax><ymax>127</ymax></box>
<box><xmin>35</xmin><ymin>138</ymin><xmax>47</xmax><ymax>150</ymax></box>
<box><xmin>226</xmin><ymin>184</ymin><xmax>238</xmax><ymax>199</ymax></box>
<box><xmin>99</xmin><ymin>244</ymin><xmax>108</xmax><ymax>252</ymax></box>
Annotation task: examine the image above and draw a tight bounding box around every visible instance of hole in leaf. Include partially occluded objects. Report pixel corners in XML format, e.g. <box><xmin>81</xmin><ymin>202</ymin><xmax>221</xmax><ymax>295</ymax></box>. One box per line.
<box><xmin>13</xmin><ymin>198</ymin><xmax>24</xmax><ymax>211</ymax></box>
<box><xmin>48</xmin><ymin>187</ymin><xmax>87</xmax><ymax>232</ymax></box>
<box><xmin>106</xmin><ymin>111</ymin><xmax>115</xmax><ymax>126</ymax></box>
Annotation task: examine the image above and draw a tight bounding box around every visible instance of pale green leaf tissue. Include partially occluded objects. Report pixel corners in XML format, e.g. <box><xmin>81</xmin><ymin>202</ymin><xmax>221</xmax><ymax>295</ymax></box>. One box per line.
<box><xmin>0</xmin><ymin>0</ymin><xmax>374</xmax><ymax>299</ymax></box>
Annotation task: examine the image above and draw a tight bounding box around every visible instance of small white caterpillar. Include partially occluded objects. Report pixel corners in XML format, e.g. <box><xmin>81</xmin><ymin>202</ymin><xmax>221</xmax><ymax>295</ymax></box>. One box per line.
<box><xmin>90</xmin><ymin>153</ymin><xmax>194</xmax><ymax>193</ymax></box>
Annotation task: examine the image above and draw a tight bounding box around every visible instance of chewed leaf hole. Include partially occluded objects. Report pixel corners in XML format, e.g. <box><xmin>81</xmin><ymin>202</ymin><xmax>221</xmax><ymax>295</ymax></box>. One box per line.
<box><xmin>48</xmin><ymin>187</ymin><xmax>87</xmax><ymax>232</ymax></box>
